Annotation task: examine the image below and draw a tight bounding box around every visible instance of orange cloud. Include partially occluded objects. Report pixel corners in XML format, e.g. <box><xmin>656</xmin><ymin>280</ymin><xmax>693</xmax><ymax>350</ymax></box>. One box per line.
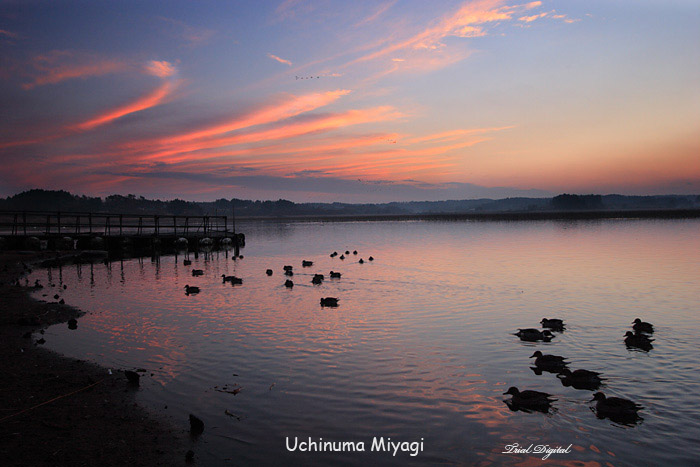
<box><xmin>348</xmin><ymin>0</ymin><xmax>548</xmax><ymax>69</ymax></box>
<box><xmin>0</xmin><ymin>29</ymin><xmax>17</xmax><ymax>39</ymax></box>
<box><xmin>407</xmin><ymin>126</ymin><xmax>513</xmax><ymax>144</ymax></box>
<box><xmin>157</xmin><ymin>89</ymin><xmax>352</xmax><ymax>146</ymax></box>
<box><xmin>22</xmin><ymin>51</ymin><xmax>128</xmax><ymax>89</ymax></box>
<box><xmin>519</xmin><ymin>11</ymin><xmax>549</xmax><ymax>22</ymax></box>
<box><xmin>142</xmin><ymin>105</ymin><xmax>402</xmax><ymax>163</ymax></box>
<box><xmin>144</xmin><ymin>60</ymin><xmax>177</xmax><ymax>78</ymax></box>
<box><xmin>267</xmin><ymin>53</ymin><xmax>293</xmax><ymax>66</ymax></box>
<box><xmin>74</xmin><ymin>80</ymin><xmax>179</xmax><ymax>131</ymax></box>
<box><xmin>354</xmin><ymin>1</ymin><xmax>396</xmax><ymax>27</ymax></box>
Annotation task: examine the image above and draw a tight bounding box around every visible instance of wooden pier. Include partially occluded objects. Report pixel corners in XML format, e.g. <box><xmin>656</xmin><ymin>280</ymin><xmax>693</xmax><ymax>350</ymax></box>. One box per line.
<box><xmin>0</xmin><ymin>210</ymin><xmax>243</xmax><ymax>252</ymax></box>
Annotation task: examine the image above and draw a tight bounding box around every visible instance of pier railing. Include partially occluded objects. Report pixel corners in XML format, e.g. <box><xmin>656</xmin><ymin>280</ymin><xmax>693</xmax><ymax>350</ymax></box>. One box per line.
<box><xmin>0</xmin><ymin>211</ymin><xmax>229</xmax><ymax>237</ymax></box>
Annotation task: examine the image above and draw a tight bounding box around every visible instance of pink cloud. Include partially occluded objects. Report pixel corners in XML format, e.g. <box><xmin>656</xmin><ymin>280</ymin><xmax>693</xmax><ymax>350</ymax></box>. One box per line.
<box><xmin>0</xmin><ymin>29</ymin><xmax>18</xmax><ymax>39</ymax></box>
<box><xmin>144</xmin><ymin>60</ymin><xmax>177</xmax><ymax>78</ymax></box>
<box><xmin>74</xmin><ymin>80</ymin><xmax>179</xmax><ymax>131</ymax></box>
<box><xmin>267</xmin><ymin>53</ymin><xmax>293</xmax><ymax>66</ymax></box>
<box><xmin>22</xmin><ymin>51</ymin><xmax>128</xmax><ymax>89</ymax></box>
<box><xmin>156</xmin><ymin>89</ymin><xmax>352</xmax><ymax>146</ymax></box>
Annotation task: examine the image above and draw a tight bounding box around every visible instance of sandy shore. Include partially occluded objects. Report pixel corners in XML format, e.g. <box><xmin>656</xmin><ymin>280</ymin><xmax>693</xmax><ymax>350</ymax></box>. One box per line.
<box><xmin>0</xmin><ymin>251</ymin><xmax>189</xmax><ymax>466</ymax></box>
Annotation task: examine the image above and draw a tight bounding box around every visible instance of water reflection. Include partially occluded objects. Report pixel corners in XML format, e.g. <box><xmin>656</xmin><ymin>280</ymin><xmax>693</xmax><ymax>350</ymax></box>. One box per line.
<box><xmin>30</xmin><ymin>219</ymin><xmax>700</xmax><ymax>465</ymax></box>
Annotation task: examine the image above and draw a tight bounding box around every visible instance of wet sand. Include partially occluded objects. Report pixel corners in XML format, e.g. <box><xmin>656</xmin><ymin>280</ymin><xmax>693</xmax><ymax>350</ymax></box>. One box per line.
<box><xmin>0</xmin><ymin>251</ymin><xmax>187</xmax><ymax>466</ymax></box>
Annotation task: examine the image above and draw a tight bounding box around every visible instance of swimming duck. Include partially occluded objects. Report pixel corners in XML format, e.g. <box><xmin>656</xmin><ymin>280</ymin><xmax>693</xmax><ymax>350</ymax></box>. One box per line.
<box><xmin>283</xmin><ymin>265</ymin><xmax>293</xmax><ymax>271</ymax></box>
<box><xmin>503</xmin><ymin>387</ymin><xmax>555</xmax><ymax>409</ymax></box>
<box><xmin>368</xmin><ymin>256</ymin><xmax>374</xmax><ymax>261</ymax></box>
<box><xmin>312</xmin><ymin>274</ymin><xmax>324</xmax><ymax>284</ymax></box>
<box><xmin>302</xmin><ymin>260</ymin><xmax>313</xmax><ymax>267</ymax></box>
<box><xmin>591</xmin><ymin>392</ymin><xmax>642</xmax><ymax>422</ymax></box>
<box><xmin>515</xmin><ymin>328</ymin><xmax>555</xmax><ymax>342</ymax></box>
<box><xmin>541</xmin><ymin>318</ymin><xmax>565</xmax><ymax>331</ymax></box>
<box><xmin>266</xmin><ymin>269</ymin><xmax>273</xmax><ymax>276</ymax></box>
<box><xmin>221</xmin><ymin>274</ymin><xmax>234</xmax><ymax>282</ymax></box>
<box><xmin>320</xmin><ymin>297</ymin><xmax>339</xmax><ymax>307</ymax></box>
<box><xmin>529</xmin><ymin>351</ymin><xmax>568</xmax><ymax>371</ymax></box>
<box><xmin>329</xmin><ymin>271</ymin><xmax>341</xmax><ymax>278</ymax></box>
<box><xmin>230</xmin><ymin>276</ymin><xmax>243</xmax><ymax>285</ymax></box>
<box><xmin>183</xmin><ymin>260</ymin><xmax>191</xmax><ymax>266</ymax></box>
<box><xmin>191</xmin><ymin>269</ymin><xmax>204</xmax><ymax>276</ymax></box>
<box><xmin>632</xmin><ymin>318</ymin><xmax>654</xmax><ymax>334</ymax></box>
<box><xmin>285</xmin><ymin>270</ymin><xmax>294</xmax><ymax>277</ymax></box>
<box><xmin>330</xmin><ymin>251</ymin><xmax>338</xmax><ymax>258</ymax></box>
<box><xmin>184</xmin><ymin>285</ymin><xmax>200</xmax><ymax>294</ymax></box>
<box><xmin>345</xmin><ymin>251</ymin><xmax>350</xmax><ymax>255</ymax></box>
<box><xmin>353</xmin><ymin>250</ymin><xmax>357</xmax><ymax>255</ymax></box>
<box><xmin>284</xmin><ymin>280</ymin><xmax>294</xmax><ymax>288</ymax></box>
<box><xmin>358</xmin><ymin>258</ymin><xmax>364</xmax><ymax>264</ymax></box>
<box><xmin>624</xmin><ymin>331</ymin><xmax>653</xmax><ymax>351</ymax></box>
<box><xmin>557</xmin><ymin>368</ymin><xmax>603</xmax><ymax>390</ymax></box>
<box><xmin>339</xmin><ymin>254</ymin><xmax>345</xmax><ymax>260</ymax></box>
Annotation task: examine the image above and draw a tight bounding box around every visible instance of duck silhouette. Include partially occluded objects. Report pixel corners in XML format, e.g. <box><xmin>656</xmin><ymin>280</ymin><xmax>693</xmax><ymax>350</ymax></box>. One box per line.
<box><xmin>591</xmin><ymin>392</ymin><xmax>642</xmax><ymax>424</ymax></box>
<box><xmin>515</xmin><ymin>328</ymin><xmax>555</xmax><ymax>342</ymax></box>
<box><xmin>329</xmin><ymin>271</ymin><xmax>341</xmax><ymax>278</ymax></box>
<box><xmin>266</xmin><ymin>269</ymin><xmax>273</xmax><ymax>276</ymax></box>
<box><xmin>184</xmin><ymin>285</ymin><xmax>200</xmax><ymax>295</ymax></box>
<box><xmin>284</xmin><ymin>280</ymin><xmax>294</xmax><ymax>288</ymax></box>
<box><xmin>320</xmin><ymin>297</ymin><xmax>338</xmax><ymax>307</ymax></box>
<box><xmin>540</xmin><ymin>318</ymin><xmax>565</xmax><ymax>331</ymax></box>
<box><xmin>191</xmin><ymin>269</ymin><xmax>204</xmax><ymax>277</ymax></box>
<box><xmin>632</xmin><ymin>318</ymin><xmax>654</xmax><ymax>334</ymax></box>
<box><xmin>557</xmin><ymin>368</ymin><xmax>603</xmax><ymax>390</ymax></box>
<box><xmin>503</xmin><ymin>387</ymin><xmax>555</xmax><ymax>413</ymax></box>
<box><xmin>624</xmin><ymin>331</ymin><xmax>654</xmax><ymax>351</ymax></box>
<box><xmin>312</xmin><ymin>274</ymin><xmax>324</xmax><ymax>284</ymax></box>
<box><xmin>529</xmin><ymin>351</ymin><xmax>568</xmax><ymax>372</ymax></box>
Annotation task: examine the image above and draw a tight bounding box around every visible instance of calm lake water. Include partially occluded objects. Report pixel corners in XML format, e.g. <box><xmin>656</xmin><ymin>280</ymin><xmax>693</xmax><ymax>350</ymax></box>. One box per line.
<box><xmin>31</xmin><ymin>219</ymin><xmax>700</xmax><ymax>466</ymax></box>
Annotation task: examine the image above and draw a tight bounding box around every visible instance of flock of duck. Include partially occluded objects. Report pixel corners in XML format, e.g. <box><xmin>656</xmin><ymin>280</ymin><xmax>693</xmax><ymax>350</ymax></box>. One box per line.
<box><xmin>504</xmin><ymin>317</ymin><xmax>655</xmax><ymax>424</ymax></box>
<box><xmin>182</xmin><ymin>249</ymin><xmax>374</xmax><ymax>307</ymax></box>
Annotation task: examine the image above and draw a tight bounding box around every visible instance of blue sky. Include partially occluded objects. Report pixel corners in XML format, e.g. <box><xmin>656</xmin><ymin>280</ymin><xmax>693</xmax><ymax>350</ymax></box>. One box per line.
<box><xmin>1</xmin><ymin>1</ymin><xmax>698</xmax><ymax>201</ymax></box>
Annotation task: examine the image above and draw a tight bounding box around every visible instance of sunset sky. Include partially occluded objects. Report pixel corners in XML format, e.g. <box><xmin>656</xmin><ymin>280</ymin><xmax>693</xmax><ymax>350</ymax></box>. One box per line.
<box><xmin>1</xmin><ymin>0</ymin><xmax>698</xmax><ymax>202</ymax></box>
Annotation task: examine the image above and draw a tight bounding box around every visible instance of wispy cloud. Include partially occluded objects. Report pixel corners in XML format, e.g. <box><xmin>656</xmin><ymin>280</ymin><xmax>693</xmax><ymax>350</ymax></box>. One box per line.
<box><xmin>140</xmin><ymin>105</ymin><xmax>403</xmax><ymax>163</ymax></box>
<box><xmin>343</xmin><ymin>0</ymin><xmax>546</xmax><ymax>78</ymax></box>
<box><xmin>144</xmin><ymin>60</ymin><xmax>177</xmax><ymax>78</ymax></box>
<box><xmin>267</xmin><ymin>53</ymin><xmax>293</xmax><ymax>66</ymax></box>
<box><xmin>0</xmin><ymin>29</ymin><xmax>18</xmax><ymax>39</ymax></box>
<box><xmin>21</xmin><ymin>50</ymin><xmax>128</xmax><ymax>89</ymax></box>
<box><xmin>519</xmin><ymin>9</ymin><xmax>578</xmax><ymax>24</ymax></box>
<box><xmin>275</xmin><ymin>0</ymin><xmax>315</xmax><ymax>22</ymax></box>
<box><xmin>74</xmin><ymin>79</ymin><xmax>179</xmax><ymax>131</ymax></box>
<box><xmin>155</xmin><ymin>89</ymin><xmax>352</xmax><ymax>146</ymax></box>
<box><xmin>157</xmin><ymin>16</ymin><xmax>215</xmax><ymax>47</ymax></box>
<box><xmin>354</xmin><ymin>1</ymin><xmax>396</xmax><ymax>27</ymax></box>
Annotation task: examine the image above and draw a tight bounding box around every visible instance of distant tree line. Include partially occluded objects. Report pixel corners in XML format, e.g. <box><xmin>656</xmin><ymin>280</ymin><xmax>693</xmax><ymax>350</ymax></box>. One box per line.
<box><xmin>0</xmin><ymin>189</ymin><xmax>698</xmax><ymax>218</ymax></box>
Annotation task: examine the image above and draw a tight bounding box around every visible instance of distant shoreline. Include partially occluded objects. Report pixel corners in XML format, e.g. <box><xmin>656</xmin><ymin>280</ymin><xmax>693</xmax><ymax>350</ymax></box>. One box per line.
<box><xmin>234</xmin><ymin>208</ymin><xmax>700</xmax><ymax>223</ymax></box>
